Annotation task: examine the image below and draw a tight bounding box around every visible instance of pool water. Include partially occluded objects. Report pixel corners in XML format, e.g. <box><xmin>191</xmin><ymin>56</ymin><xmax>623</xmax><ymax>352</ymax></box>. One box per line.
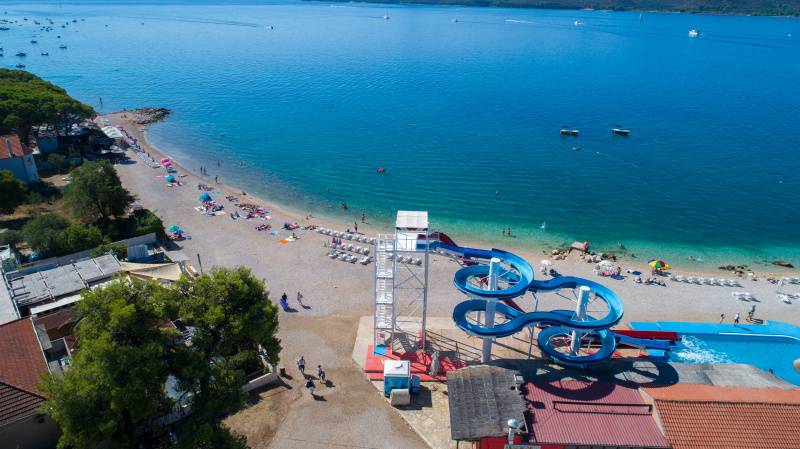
<box><xmin>669</xmin><ymin>333</ymin><xmax>800</xmax><ymax>386</ymax></box>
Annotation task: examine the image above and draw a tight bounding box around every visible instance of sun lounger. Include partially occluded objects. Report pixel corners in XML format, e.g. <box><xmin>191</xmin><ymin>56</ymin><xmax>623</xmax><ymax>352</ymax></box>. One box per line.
<box><xmin>338</xmin><ymin>253</ymin><xmax>347</xmax><ymax>260</ymax></box>
<box><xmin>360</xmin><ymin>256</ymin><xmax>373</xmax><ymax>265</ymax></box>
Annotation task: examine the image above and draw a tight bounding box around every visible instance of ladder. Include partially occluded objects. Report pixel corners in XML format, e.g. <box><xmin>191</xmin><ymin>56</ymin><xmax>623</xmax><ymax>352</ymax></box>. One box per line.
<box><xmin>373</xmin><ymin>234</ymin><xmax>396</xmax><ymax>349</ymax></box>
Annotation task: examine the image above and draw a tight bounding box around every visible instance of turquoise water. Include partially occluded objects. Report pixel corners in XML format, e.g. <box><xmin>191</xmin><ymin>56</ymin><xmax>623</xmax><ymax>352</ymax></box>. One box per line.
<box><xmin>2</xmin><ymin>1</ymin><xmax>799</xmax><ymax>266</ymax></box>
<box><xmin>631</xmin><ymin>321</ymin><xmax>800</xmax><ymax>385</ymax></box>
<box><xmin>671</xmin><ymin>334</ymin><xmax>800</xmax><ymax>386</ymax></box>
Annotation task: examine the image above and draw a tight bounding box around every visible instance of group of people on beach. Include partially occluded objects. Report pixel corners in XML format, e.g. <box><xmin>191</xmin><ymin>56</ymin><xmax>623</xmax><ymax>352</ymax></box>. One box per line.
<box><xmin>279</xmin><ymin>291</ymin><xmax>306</xmax><ymax>312</ymax></box>
<box><xmin>719</xmin><ymin>305</ymin><xmax>757</xmax><ymax>324</ymax></box>
<box><xmin>296</xmin><ymin>356</ymin><xmax>327</xmax><ymax>398</ymax></box>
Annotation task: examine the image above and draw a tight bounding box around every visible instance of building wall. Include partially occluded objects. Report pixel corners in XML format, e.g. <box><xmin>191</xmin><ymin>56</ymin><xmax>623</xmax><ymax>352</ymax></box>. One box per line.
<box><xmin>35</xmin><ymin>136</ymin><xmax>59</xmax><ymax>154</ymax></box>
<box><xmin>0</xmin><ymin>414</ymin><xmax>61</xmax><ymax>449</ymax></box>
<box><xmin>0</xmin><ymin>158</ymin><xmax>30</xmax><ymax>184</ymax></box>
<box><xmin>0</xmin><ymin>155</ymin><xmax>38</xmax><ymax>184</ymax></box>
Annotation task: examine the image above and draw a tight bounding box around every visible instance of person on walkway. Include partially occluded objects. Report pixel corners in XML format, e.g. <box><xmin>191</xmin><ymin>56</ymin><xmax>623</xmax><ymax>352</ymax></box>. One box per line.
<box><xmin>719</xmin><ymin>313</ymin><xmax>725</xmax><ymax>323</ymax></box>
<box><xmin>306</xmin><ymin>378</ymin><xmax>316</xmax><ymax>397</ymax></box>
<box><xmin>297</xmin><ymin>356</ymin><xmax>305</xmax><ymax>374</ymax></box>
<box><xmin>296</xmin><ymin>291</ymin><xmax>304</xmax><ymax>307</ymax></box>
<box><xmin>749</xmin><ymin>304</ymin><xmax>756</xmax><ymax>320</ymax></box>
<box><xmin>317</xmin><ymin>365</ymin><xmax>326</xmax><ymax>383</ymax></box>
<box><xmin>734</xmin><ymin>313</ymin><xmax>740</xmax><ymax>324</ymax></box>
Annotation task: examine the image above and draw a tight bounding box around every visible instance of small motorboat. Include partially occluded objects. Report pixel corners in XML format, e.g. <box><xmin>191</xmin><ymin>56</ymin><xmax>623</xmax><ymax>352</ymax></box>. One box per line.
<box><xmin>383</xmin><ymin>14</ymin><xmax>390</xmax><ymax>20</ymax></box>
<box><xmin>560</xmin><ymin>129</ymin><xmax>579</xmax><ymax>136</ymax></box>
<box><xmin>0</xmin><ymin>27</ymin><xmax>9</xmax><ymax>31</ymax></box>
<box><xmin>30</xmin><ymin>39</ymin><xmax>37</xmax><ymax>44</ymax></box>
<box><xmin>15</xmin><ymin>63</ymin><xmax>25</xmax><ymax>68</ymax></box>
<box><xmin>376</xmin><ymin>167</ymin><xmax>386</xmax><ymax>173</ymax></box>
<box><xmin>573</xmin><ymin>20</ymin><xmax>584</xmax><ymax>26</ymax></box>
<box><xmin>59</xmin><ymin>44</ymin><xmax>67</xmax><ymax>49</ymax></box>
<box><xmin>15</xmin><ymin>51</ymin><xmax>26</xmax><ymax>57</ymax></box>
<box><xmin>611</xmin><ymin>128</ymin><xmax>630</xmax><ymax>136</ymax></box>
<box><xmin>688</xmin><ymin>29</ymin><xmax>700</xmax><ymax>37</ymax></box>
<box><xmin>40</xmin><ymin>52</ymin><xmax>49</xmax><ymax>56</ymax></box>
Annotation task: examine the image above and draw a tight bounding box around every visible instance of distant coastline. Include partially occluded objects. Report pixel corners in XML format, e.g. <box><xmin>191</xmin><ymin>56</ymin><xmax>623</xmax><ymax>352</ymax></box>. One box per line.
<box><xmin>317</xmin><ymin>0</ymin><xmax>800</xmax><ymax>17</ymax></box>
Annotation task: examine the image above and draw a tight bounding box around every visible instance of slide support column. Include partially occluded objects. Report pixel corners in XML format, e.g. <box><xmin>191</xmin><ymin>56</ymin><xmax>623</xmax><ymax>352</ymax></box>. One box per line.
<box><xmin>481</xmin><ymin>257</ymin><xmax>501</xmax><ymax>363</ymax></box>
<box><xmin>570</xmin><ymin>286</ymin><xmax>591</xmax><ymax>355</ymax></box>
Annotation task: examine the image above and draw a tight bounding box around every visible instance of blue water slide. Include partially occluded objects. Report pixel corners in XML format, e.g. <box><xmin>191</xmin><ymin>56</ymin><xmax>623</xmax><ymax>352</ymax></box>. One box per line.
<box><xmin>433</xmin><ymin>241</ymin><xmax>668</xmax><ymax>365</ymax></box>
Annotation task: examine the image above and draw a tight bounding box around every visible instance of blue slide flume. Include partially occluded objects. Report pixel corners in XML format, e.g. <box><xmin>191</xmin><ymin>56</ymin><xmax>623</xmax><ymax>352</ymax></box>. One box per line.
<box><xmin>433</xmin><ymin>241</ymin><xmax>670</xmax><ymax>365</ymax></box>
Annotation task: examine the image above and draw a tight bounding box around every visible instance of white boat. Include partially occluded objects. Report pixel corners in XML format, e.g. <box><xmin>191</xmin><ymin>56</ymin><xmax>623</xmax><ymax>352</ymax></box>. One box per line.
<box><xmin>688</xmin><ymin>29</ymin><xmax>700</xmax><ymax>37</ymax></box>
<box><xmin>612</xmin><ymin>128</ymin><xmax>630</xmax><ymax>136</ymax></box>
<box><xmin>573</xmin><ymin>20</ymin><xmax>584</xmax><ymax>26</ymax></box>
<box><xmin>560</xmin><ymin>129</ymin><xmax>579</xmax><ymax>136</ymax></box>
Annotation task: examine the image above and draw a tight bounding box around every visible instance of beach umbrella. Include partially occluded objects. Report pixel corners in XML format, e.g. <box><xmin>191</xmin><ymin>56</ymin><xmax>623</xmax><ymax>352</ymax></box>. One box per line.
<box><xmin>199</xmin><ymin>192</ymin><xmax>212</xmax><ymax>202</ymax></box>
<box><xmin>648</xmin><ymin>259</ymin><xmax>671</xmax><ymax>270</ymax></box>
<box><xmin>598</xmin><ymin>260</ymin><xmax>615</xmax><ymax>268</ymax></box>
<box><xmin>166</xmin><ymin>225</ymin><xmax>181</xmax><ymax>233</ymax></box>
<box><xmin>165</xmin><ymin>174</ymin><xmax>176</xmax><ymax>183</ymax></box>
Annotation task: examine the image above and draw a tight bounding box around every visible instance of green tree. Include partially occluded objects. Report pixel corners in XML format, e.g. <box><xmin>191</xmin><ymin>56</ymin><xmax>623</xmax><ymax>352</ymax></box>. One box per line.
<box><xmin>22</xmin><ymin>213</ymin><xmax>69</xmax><ymax>257</ymax></box>
<box><xmin>47</xmin><ymin>153</ymin><xmax>67</xmax><ymax>173</ymax></box>
<box><xmin>64</xmin><ymin>160</ymin><xmax>135</xmax><ymax>223</ymax></box>
<box><xmin>63</xmin><ymin>224</ymin><xmax>107</xmax><ymax>254</ymax></box>
<box><xmin>128</xmin><ymin>209</ymin><xmax>166</xmax><ymax>239</ymax></box>
<box><xmin>0</xmin><ymin>169</ymin><xmax>26</xmax><ymax>214</ymax></box>
<box><xmin>0</xmin><ymin>229</ymin><xmax>23</xmax><ymax>248</ymax></box>
<box><xmin>170</xmin><ymin>267</ymin><xmax>280</xmax><ymax>446</ymax></box>
<box><xmin>40</xmin><ymin>280</ymin><xmax>173</xmax><ymax>449</ymax></box>
<box><xmin>0</xmin><ymin>69</ymin><xmax>94</xmax><ymax>142</ymax></box>
<box><xmin>91</xmin><ymin>242</ymin><xmax>128</xmax><ymax>260</ymax></box>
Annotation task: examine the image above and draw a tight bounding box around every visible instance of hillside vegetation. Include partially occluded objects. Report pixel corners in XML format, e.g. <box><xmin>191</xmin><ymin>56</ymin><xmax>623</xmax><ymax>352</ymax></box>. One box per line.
<box><xmin>331</xmin><ymin>0</ymin><xmax>800</xmax><ymax>15</ymax></box>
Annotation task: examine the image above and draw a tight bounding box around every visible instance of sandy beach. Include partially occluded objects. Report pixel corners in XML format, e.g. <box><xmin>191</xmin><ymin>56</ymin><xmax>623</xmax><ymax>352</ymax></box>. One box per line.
<box><xmin>101</xmin><ymin>110</ymin><xmax>800</xmax><ymax>448</ymax></box>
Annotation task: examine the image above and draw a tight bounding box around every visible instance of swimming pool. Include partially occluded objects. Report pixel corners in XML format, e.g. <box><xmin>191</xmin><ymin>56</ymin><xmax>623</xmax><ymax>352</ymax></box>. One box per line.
<box><xmin>631</xmin><ymin>321</ymin><xmax>800</xmax><ymax>386</ymax></box>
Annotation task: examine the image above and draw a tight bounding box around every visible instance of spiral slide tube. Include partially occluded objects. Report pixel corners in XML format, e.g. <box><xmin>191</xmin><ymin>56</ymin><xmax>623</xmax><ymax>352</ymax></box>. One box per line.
<box><xmin>435</xmin><ymin>243</ymin><xmax>670</xmax><ymax>365</ymax></box>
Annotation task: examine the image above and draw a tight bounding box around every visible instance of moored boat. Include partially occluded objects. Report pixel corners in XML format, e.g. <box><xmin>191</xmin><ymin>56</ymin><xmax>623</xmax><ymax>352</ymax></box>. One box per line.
<box><xmin>688</xmin><ymin>29</ymin><xmax>700</xmax><ymax>37</ymax></box>
<box><xmin>560</xmin><ymin>129</ymin><xmax>579</xmax><ymax>136</ymax></box>
<box><xmin>612</xmin><ymin>128</ymin><xmax>630</xmax><ymax>136</ymax></box>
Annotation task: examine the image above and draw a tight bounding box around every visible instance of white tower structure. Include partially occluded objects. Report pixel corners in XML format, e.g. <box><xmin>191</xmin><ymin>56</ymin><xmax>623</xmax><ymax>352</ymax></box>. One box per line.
<box><xmin>373</xmin><ymin>211</ymin><xmax>431</xmax><ymax>354</ymax></box>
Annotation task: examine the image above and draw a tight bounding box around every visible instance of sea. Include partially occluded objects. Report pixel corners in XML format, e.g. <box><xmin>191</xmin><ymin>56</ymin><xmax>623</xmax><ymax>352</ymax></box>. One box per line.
<box><xmin>2</xmin><ymin>0</ymin><xmax>799</xmax><ymax>269</ymax></box>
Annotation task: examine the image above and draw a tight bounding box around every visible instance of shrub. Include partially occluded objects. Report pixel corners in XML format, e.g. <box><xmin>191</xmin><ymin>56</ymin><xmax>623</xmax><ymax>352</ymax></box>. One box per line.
<box><xmin>91</xmin><ymin>242</ymin><xmax>127</xmax><ymax>260</ymax></box>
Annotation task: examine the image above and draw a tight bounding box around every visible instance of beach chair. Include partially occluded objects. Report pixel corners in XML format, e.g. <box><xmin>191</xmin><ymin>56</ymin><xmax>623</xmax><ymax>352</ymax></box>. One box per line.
<box><xmin>338</xmin><ymin>253</ymin><xmax>347</xmax><ymax>260</ymax></box>
<box><xmin>413</xmin><ymin>258</ymin><xmax>422</xmax><ymax>266</ymax></box>
<box><xmin>360</xmin><ymin>256</ymin><xmax>371</xmax><ymax>265</ymax></box>
<box><xmin>673</xmin><ymin>275</ymin><xmax>685</xmax><ymax>282</ymax></box>
<box><xmin>328</xmin><ymin>251</ymin><xmax>338</xmax><ymax>259</ymax></box>
<box><xmin>363</xmin><ymin>248</ymin><xmax>370</xmax><ymax>255</ymax></box>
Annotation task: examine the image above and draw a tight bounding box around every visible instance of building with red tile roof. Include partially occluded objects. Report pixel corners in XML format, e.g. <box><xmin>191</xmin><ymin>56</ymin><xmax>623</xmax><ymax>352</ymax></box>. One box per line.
<box><xmin>0</xmin><ymin>317</ymin><xmax>60</xmax><ymax>447</ymax></box>
<box><xmin>643</xmin><ymin>384</ymin><xmax>800</xmax><ymax>449</ymax></box>
<box><xmin>0</xmin><ymin>317</ymin><xmax>49</xmax><ymax>393</ymax></box>
<box><xmin>0</xmin><ymin>134</ymin><xmax>39</xmax><ymax>184</ymax></box>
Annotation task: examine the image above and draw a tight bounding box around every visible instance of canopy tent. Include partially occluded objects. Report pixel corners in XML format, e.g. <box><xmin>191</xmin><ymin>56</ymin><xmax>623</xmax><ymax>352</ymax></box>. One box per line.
<box><xmin>160</xmin><ymin>157</ymin><xmax>171</xmax><ymax>163</ymax></box>
<box><xmin>199</xmin><ymin>192</ymin><xmax>213</xmax><ymax>202</ymax></box>
<box><xmin>163</xmin><ymin>160</ymin><xmax>172</xmax><ymax>166</ymax></box>
<box><xmin>165</xmin><ymin>174</ymin><xmax>176</xmax><ymax>183</ymax></box>
<box><xmin>166</xmin><ymin>225</ymin><xmax>182</xmax><ymax>233</ymax></box>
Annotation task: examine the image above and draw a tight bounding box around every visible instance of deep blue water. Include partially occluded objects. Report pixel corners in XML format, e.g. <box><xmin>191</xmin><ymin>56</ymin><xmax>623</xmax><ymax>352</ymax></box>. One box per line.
<box><xmin>2</xmin><ymin>1</ymin><xmax>799</xmax><ymax>266</ymax></box>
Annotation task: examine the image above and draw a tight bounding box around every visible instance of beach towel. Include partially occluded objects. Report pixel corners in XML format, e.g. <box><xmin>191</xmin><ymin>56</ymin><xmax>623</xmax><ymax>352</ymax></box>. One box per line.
<box><xmin>279</xmin><ymin>240</ymin><xmax>288</xmax><ymax>245</ymax></box>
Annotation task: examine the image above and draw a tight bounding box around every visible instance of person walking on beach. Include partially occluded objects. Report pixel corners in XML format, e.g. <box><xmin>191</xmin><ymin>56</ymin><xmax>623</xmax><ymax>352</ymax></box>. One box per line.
<box><xmin>507</xmin><ymin>228</ymin><xmax>512</xmax><ymax>237</ymax></box>
<box><xmin>317</xmin><ymin>365</ymin><xmax>326</xmax><ymax>383</ymax></box>
<box><xmin>297</xmin><ymin>356</ymin><xmax>306</xmax><ymax>375</ymax></box>
<box><xmin>734</xmin><ymin>313</ymin><xmax>740</xmax><ymax>324</ymax></box>
<box><xmin>748</xmin><ymin>304</ymin><xmax>756</xmax><ymax>321</ymax></box>
<box><xmin>719</xmin><ymin>313</ymin><xmax>725</xmax><ymax>323</ymax></box>
<box><xmin>214</xmin><ymin>175</ymin><xmax>219</xmax><ymax>183</ymax></box>
<box><xmin>306</xmin><ymin>378</ymin><xmax>316</xmax><ymax>397</ymax></box>
<box><xmin>354</xmin><ymin>221</ymin><xmax>358</xmax><ymax>233</ymax></box>
<box><xmin>296</xmin><ymin>291</ymin><xmax>304</xmax><ymax>308</ymax></box>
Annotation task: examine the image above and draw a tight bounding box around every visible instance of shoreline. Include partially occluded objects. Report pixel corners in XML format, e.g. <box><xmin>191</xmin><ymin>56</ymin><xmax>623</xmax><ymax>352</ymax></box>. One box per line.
<box><xmin>105</xmin><ymin>110</ymin><xmax>798</xmax><ymax>279</ymax></box>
